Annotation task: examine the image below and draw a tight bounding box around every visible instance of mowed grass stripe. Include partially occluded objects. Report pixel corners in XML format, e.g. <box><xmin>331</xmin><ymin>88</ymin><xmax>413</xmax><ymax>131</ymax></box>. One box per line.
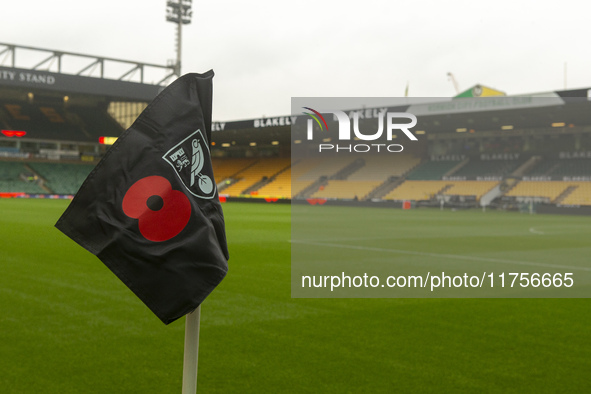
<box><xmin>291</xmin><ymin>239</ymin><xmax>591</xmax><ymax>271</ymax></box>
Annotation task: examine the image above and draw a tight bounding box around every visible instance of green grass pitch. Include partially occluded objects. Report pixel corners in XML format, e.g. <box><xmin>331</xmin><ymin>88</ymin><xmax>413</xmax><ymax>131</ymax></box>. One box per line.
<box><xmin>1</xmin><ymin>199</ymin><xmax>590</xmax><ymax>393</ymax></box>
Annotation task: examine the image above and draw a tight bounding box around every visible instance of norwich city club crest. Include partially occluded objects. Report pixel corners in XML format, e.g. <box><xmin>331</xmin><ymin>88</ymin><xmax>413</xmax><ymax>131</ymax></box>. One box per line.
<box><xmin>162</xmin><ymin>129</ymin><xmax>216</xmax><ymax>199</ymax></box>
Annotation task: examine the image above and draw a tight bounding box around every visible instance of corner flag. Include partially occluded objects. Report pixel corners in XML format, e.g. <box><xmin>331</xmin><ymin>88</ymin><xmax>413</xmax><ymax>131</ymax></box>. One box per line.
<box><xmin>56</xmin><ymin>71</ymin><xmax>229</xmax><ymax>325</ymax></box>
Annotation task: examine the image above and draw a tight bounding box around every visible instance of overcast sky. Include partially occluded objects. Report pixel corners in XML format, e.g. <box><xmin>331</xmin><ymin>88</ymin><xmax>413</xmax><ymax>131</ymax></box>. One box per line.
<box><xmin>2</xmin><ymin>0</ymin><xmax>589</xmax><ymax>121</ymax></box>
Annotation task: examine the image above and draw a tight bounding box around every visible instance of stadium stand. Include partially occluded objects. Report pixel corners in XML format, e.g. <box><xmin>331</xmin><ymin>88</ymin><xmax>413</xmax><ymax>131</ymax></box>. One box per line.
<box><xmin>527</xmin><ymin>159</ymin><xmax>559</xmax><ymax>177</ymax></box>
<box><xmin>347</xmin><ymin>155</ymin><xmax>421</xmax><ymax>181</ymax></box>
<box><xmin>221</xmin><ymin>157</ymin><xmax>290</xmax><ymax>196</ymax></box>
<box><xmin>256</xmin><ymin>167</ymin><xmax>292</xmax><ymax>198</ymax></box>
<box><xmin>406</xmin><ymin>159</ymin><xmax>463</xmax><ymax>180</ymax></box>
<box><xmin>451</xmin><ymin>158</ymin><xmax>526</xmax><ymax>178</ymax></box>
<box><xmin>384</xmin><ymin>180</ymin><xmax>499</xmax><ymax>202</ymax></box>
<box><xmin>2</xmin><ymin>153</ymin><xmax>586</xmax><ymax>206</ymax></box>
<box><xmin>0</xmin><ymin>101</ymin><xmax>124</xmax><ymax>142</ymax></box>
<box><xmin>1</xmin><ymin>102</ymin><xmax>79</xmax><ymax>141</ymax></box>
<box><xmin>444</xmin><ymin>181</ymin><xmax>498</xmax><ymax>200</ymax></box>
<box><xmin>384</xmin><ymin>180</ymin><xmax>450</xmax><ymax>201</ymax></box>
<box><xmin>290</xmin><ymin>158</ymin><xmax>324</xmax><ymax>179</ymax></box>
<box><xmin>503</xmin><ymin>180</ymin><xmax>591</xmax><ymax>206</ymax></box>
<box><xmin>27</xmin><ymin>162</ymin><xmax>94</xmax><ymax>194</ymax></box>
<box><xmin>288</xmin><ymin>159</ymin><xmax>327</xmax><ymax>197</ymax></box>
<box><xmin>69</xmin><ymin>106</ymin><xmax>125</xmax><ymax>139</ymax></box>
<box><xmin>310</xmin><ymin>180</ymin><xmax>382</xmax><ymax>200</ymax></box>
<box><xmin>504</xmin><ymin>181</ymin><xmax>573</xmax><ymax>203</ymax></box>
<box><xmin>527</xmin><ymin>158</ymin><xmax>591</xmax><ymax>178</ymax></box>
<box><xmin>0</xmin><ymin>161</ymin><xmax>46</xmax><ymax>193</ymax></box>
<box><xmin>287</xmin><ymin>155</ymin><xmax>422</xmax><ymax>200</ymax></box>
<box><xmin>212</xmin><ymin>158</ymin><xmax>258</xmax><ymax>183</ymax></box>
<box><xmin>295</xmin><ymin>156</ymin><xmax>359</xmax><ymax>180</ymax></box>
<box><xmin>291</xmin><ymin>180</ymin><xmax>315</xmax><ymax>197</ymax></box>
<box><xmin>560</xmin><ymin>182</ymin><xmax>591</xmax><ymax>206</ymax></box>
<box><xmin>289</xmin><ymin>156</ymin><xmax>362</xmax><ymax>199</ymax></box>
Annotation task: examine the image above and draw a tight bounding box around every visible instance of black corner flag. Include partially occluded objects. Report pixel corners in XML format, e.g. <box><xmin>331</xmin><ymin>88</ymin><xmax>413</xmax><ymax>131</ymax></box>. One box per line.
<box><xmin>56</xmin><ymin>71</ymin><xmax>229</xmax><ymax>325</ymax></box>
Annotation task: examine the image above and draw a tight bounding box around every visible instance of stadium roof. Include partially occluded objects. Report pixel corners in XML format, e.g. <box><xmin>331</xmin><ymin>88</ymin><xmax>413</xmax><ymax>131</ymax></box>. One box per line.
<box><xmin>0</xmin><ymin>43</ymin><xmax>173</xmax><ymax>102</ymax></box>
<box><xmin>211</xmin><ymin>88</ymin><xmax>591</xmax><ymax>147</ymax></box>
<box><xmin>0</xmin><ymin>66</ymin><xmax>164</xmax><ymax>102</ymax></box>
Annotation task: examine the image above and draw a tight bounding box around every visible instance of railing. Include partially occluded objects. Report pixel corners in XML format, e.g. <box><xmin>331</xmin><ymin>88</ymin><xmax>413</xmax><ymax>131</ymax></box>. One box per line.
<box><xmin>0</xmin><ymin>42</ymin><xmax>176</xmax><ymax>85</ymax></box>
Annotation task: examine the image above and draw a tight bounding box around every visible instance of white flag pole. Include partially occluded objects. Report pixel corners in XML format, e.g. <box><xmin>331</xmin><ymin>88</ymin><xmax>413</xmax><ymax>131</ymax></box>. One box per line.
<box><xmin>182</xmin><ymin>305</ymin><xmax>201</xmax><ymax>394</ymax></box>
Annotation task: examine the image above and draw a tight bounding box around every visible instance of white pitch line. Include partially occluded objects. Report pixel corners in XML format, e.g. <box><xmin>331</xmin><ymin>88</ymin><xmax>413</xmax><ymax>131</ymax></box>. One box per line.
<box><xmin>290</xmin><ymin>239</ymin><xmax>591</xmax><ymax>272</ymax></box>
<box><xmin>529</xmin><ymin>227</ymin><xmax>545</xmax><ymax>235</ymax></box>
